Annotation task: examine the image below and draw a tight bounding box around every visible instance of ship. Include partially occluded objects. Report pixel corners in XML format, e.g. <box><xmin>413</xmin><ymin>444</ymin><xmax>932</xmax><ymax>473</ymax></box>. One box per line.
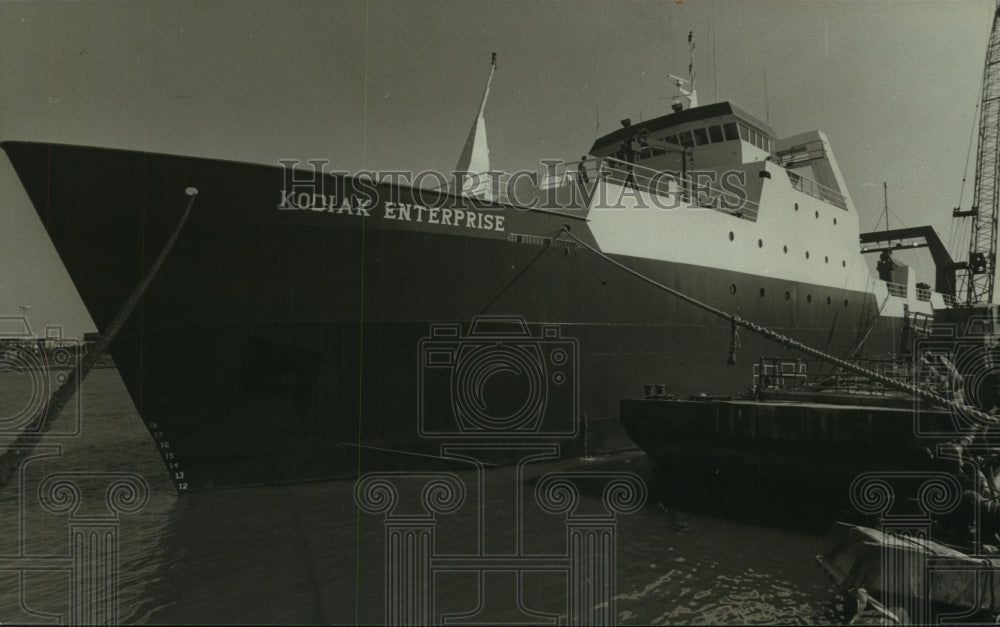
<box><xmin>0</xmin><ymin>47</ymin><xmax>951</xmax><ymax>491</ymax></box>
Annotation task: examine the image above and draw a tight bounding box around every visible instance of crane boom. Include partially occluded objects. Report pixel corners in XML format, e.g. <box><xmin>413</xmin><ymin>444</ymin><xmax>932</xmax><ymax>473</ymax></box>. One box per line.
<box><xmin>958</xmin><ymin>1</ymin><xmax>1000</xmax><ymax>304</ymax></box>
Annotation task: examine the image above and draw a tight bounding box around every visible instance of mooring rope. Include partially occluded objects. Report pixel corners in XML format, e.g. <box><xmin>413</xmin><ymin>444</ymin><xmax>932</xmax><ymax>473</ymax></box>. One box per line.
<box><xmin>0</xmin><ymin>188</ymin><xmax>200</xmax><ymax>487</ymax></box>
<box><xmin>556</xmin><ymin>226</ymin><xmax>999</xmax><ymax>429</ymax></box>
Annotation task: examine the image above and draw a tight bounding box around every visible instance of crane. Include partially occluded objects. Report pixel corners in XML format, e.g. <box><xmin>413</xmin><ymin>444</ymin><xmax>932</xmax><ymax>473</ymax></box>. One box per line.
<box><xmin>954</xmin><ymin>1</ymin><xmax>1000</xmax><ymax>305</ymax></box>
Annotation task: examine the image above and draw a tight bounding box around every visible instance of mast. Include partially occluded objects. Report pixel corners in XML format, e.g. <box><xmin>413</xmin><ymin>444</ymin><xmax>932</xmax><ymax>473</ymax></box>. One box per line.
<box><xmin>687</xmin><ymin>30</ymin><xmax>697</xmax><ymax>107</ymax></box>
<box><xmin>955</xmin><ymin>2</ymin><xmax>1000</xmax><ymax>304</ymax></box>
<box><xmin>452</xmin><ymin>53</ymin><xmax>496</xmax><ymax>199</ymax></box>
<box><xmin>668</xmin><ymin>32</ymin><xmax>697</xmax><ymax>111</ymax></box>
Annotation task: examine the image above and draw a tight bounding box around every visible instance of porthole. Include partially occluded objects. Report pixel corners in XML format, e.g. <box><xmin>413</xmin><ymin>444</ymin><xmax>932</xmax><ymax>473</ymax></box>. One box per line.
<box><xmin>757</xmin><ymin>239</ymin><xmax>763</xmax><ymax>248</ymax></box>
<box><xmin>826</xmin><ymin>296</ymin><xmax>832</xmax><ymax>305</ymax></box>
<box><xmin>794</xmin><ymin>203</ymin><xmax>799</xmax><ymax>211</ymax></box>
<box><xmin>783</xmin><ymin>245</ymin><xmax>788</xmax><ymax>254</ymax></box>
<box><xmin>824</xmin><ymin>256</ymin><xmax>829</xmax><ymax>264</ymax></box>
<box><xmin>759</xmin><ymin>288</ymin><xmax>766</xmax><ymax>297</ymax></box>
<box><xmin>842</xmin><ymin>260</ymin><xmax>846</xmax><ymax>268</ymax></box>
<box><xmin>784</xmin><ymin>291</ymin><xmax>791</xmax><ymax>300</ymax></box>
<box><xmin>730</xmin><ymin>284</ymin><xmax>737</xmax><ymax>294</ymax></box>
<box><xmin>843</xmin><ymin>299</ymin><xmax>849</xmax><ymax>307</ymax></box>
<box><xmin>834</xmin><ymin>217</ymin><xmax>838</xmax><ymax>225</ymax></box>
<box><xmin>729</xmin><ymin>231</ymin><xmax>734</xmax><ymax>242</ymax></box>
<box><xmin>815</xmin><ymin>211</ymin><xmax>819</xmax><ymax>219</ymax></box>
<box><xmin>807</xmin><ymin>294</ymin><xmax>812</xmax><ymax>303</ymax></box>
<box><xmin>805</xmin><ymin>251</ymin><xmax>810</xmax><ymax>259</ymax></box>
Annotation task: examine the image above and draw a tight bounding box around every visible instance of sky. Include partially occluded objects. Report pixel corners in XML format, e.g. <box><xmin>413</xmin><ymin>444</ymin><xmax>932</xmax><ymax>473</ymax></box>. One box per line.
<box><xmin>0</xmin><ymin>0</ymin><xmax>993</xmax><ymax>337</ymax></box>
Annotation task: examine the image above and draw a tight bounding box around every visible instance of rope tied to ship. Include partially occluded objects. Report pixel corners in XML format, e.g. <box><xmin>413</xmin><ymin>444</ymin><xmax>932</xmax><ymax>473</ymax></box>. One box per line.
<box><xmin>0</xmin><ymin>188</ymin><xmax>199</xmax><ymax>488</ymax></box>
<box><xmin>555</xmin><ymin>226</ymin><xmax>1000</xmax><ymax>430</ymax></box>
<box><xmin>727</xmin><ymin>318</ymin><xmax>741</xmax><ymax>366</ymax></box>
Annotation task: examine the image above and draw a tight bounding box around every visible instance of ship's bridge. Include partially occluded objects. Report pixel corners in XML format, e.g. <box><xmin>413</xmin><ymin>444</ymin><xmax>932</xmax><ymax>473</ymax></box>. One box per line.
<box><xmin>587</xmin><ymin>101</ymin><xmax>774</xmax><ymax>170</ymax></box>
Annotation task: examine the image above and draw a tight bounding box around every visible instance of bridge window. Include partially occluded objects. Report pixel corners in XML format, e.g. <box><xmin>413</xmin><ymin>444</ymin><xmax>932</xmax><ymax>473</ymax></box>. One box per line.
<box><xmin>693</xmin><ymin>128</ymin><xmax>709</xmax><ymax>146</ymax></box>
<box><xmin>665</xmin><ymin>134</ymin><xmax>678</xmax><ymax>145</ymax></box>
<box><xmin>739</xmin><ymin>124</ymin><xmax>749</xmax><ymax>141</ymax></box>
<box><xmin>709</xmin><ymin>125</ymin><xmax>724</xmax><ymax>143</ymax></box>
<box><xmin>724</xmin><ymin>122</ymin><xmax>739</xmax><ymax>141</ymax></box>
<box><xmin>678</xmin><ymin>131</ymin><xmax>694</xmax><ymax>147</ymax></box>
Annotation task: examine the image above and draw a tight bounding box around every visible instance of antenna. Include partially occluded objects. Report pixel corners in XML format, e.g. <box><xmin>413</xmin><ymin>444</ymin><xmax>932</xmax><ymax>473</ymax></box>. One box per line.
<box><xmin>595</xmin><ymin>65</ymin><xmax>600</xmax><ymax>132</ymax></box>
<box><xmin>762</xmin><ymin>55</ymin><xmax>770</xmax><ymax>123</ymax></box>
<box><xmin>668</xmin><ymin>32</ymin><xmax>698</xmax><ymax>111</ymax></box>
<box><xmin>687</xmin><ymin>31</ymin><xmax>697</xmax><ymax>98</ymax></box>
<box><xmin>884</xmin><ymin>182</ymin><xmax>889</xmax><ymax>236</ymax></box>
<box><xmin>712</xmin><ymin>12</ymin><xmax>718</xmax><ymax>103</ymax></box>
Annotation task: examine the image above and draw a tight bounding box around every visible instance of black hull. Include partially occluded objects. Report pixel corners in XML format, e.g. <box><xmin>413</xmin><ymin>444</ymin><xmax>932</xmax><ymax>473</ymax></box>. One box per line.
<box><xmin>619</xmin><ymin>397</ymin><xmax>960</xmax><ymax>488</ymax></box>
<box><xmin>3</xmin><ymin>141</ymin><xmax>903</xmax><ymax>490</ymax></box>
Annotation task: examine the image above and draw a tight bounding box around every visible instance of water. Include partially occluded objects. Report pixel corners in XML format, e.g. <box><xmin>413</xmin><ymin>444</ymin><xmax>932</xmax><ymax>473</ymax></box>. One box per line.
<box><xmin>0</xmin><ymin>369</ymin><xmax>841</xmax><ymax>624</ymax></box>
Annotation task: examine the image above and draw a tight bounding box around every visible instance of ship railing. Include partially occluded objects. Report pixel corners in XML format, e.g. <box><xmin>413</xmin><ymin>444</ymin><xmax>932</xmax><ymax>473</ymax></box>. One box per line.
<box><xmin>886</xmin><ymin>281</ymin><xmax>908</xmax><ymax>298</ymax></box>
<box><xmin>423</xmin><ymin>157</ymin><xmax>763</xmax><ymax>219</ymax></box>
<box><xmin>774</xmin><ymin>141</ymin><xmax>827</xmax><ymax>168</ymax></box>
<box><xmin>422</xmin><ymin>172</ymin><xmax>518</xmax><ymax>204</ymax></box>
<box><xmin>753</xmin><ymin>356</ymin><xmax>924</xmax><ymax>397</ymax></box>
<box><xmin>906</xmin><ymin>308</ymin><xmax>935</xmax><ymax>338</ymax></box>
<box><xmin>785</xmin><ymin>170</ymin><xmax>847</xmax><ymax>210</ymax></box>
<box><xmin>548</xmin><ymin>156</ymin><xmax>760</xmax><ymax>221</ymax></box>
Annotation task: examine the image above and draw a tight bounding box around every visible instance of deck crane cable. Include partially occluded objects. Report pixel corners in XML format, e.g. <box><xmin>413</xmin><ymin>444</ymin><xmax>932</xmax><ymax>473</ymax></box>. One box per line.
<box><xmin>950</xmin><ymin>87</ymin><xmax>979</xmax><ymax>261</ymax></box>
<box><xmin>957</xmin><ymin>0</ymin><xmax>1000</xmax><ymax>305</ymax></box>
<box><xmin>556</xmin><ymin>225</ymin><xmax>999</xmax><ymax>431</ymax></box>
<box><xmin>951</xmin><ymin>73</ymin><xmax>985</xmax><ymax>242</ymax></box>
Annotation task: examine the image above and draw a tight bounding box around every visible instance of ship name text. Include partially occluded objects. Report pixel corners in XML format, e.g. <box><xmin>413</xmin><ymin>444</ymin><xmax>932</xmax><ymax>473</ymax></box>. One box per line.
<box><xmin>384</xmin><ymin>201</ymin><xmax>505</xmax><ymax>232</ymax></box>
<box><xmin>278</xmin><ymin>191</ymin><xmax>372</xmax><ymax>216</ymax></box>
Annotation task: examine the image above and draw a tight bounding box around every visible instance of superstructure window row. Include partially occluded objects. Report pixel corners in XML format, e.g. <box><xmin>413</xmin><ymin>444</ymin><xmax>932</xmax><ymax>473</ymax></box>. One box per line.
<box><xmin>738</xmin><ymin>123</ymin><xmax>770</xmax><ymax>151</ymax></box>
<box><xmin>662</xmin><ymin>121</ymin><xmax>765</xmax><ymax>150</ymax></box>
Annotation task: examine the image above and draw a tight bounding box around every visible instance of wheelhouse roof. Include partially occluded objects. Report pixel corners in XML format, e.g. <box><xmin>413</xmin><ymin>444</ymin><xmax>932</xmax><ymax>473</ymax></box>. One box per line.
<box><xmin>588</xmin><ymin>101</ymin><xmax>775</xmax><ymax>153</ymax></box>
